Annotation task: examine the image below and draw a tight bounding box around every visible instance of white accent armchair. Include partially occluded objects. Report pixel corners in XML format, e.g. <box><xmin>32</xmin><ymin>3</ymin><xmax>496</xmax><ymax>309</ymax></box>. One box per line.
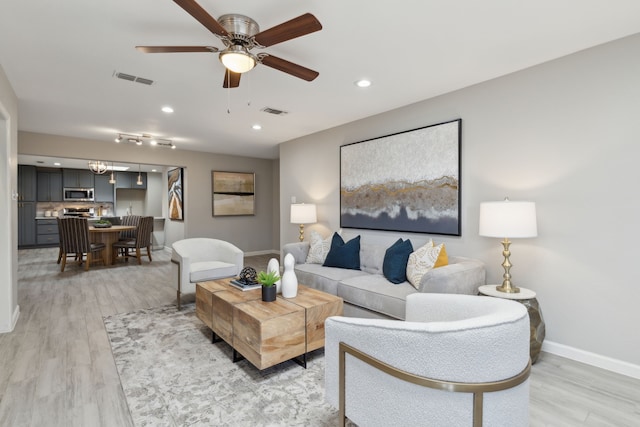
<box><xmin>325</xmin><ymin>293</ymin><xmax>531</xmax><ymax>427</ymax></box>
<box><xmin>171</xmin><ymin>238</ymin><xmax>244</xmax><ymax>309</ymax></box>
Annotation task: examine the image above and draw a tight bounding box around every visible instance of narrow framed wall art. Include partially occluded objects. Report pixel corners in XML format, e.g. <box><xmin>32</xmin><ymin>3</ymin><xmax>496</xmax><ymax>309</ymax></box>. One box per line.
<box><xmin>168</xmin><ymin>167</ymin><xmax>184</xmax><ymax>221</ymax></box>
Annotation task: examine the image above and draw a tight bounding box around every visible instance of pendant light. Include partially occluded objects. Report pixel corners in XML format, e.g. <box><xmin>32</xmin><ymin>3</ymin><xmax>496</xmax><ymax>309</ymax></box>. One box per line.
<box><xmin>88</xmin><ymin>160</ymin><xmax>108</xmax><ymax>174</ymax></box>
<box><xmin>109</xmin><ymin>161</ymin><xmax>116</xmax><ymax>184</ymax></box>
<box><xmin>136</xmin><ymin>164</ymin><xmax>143</xmax><ymax>186</ymax></box>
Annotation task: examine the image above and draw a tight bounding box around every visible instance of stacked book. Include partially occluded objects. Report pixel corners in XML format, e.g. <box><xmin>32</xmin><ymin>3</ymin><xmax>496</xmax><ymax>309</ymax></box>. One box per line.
<box><xmin>229</xmin><ymin>279</ymin><xmax>261</xmax><ymax>291</ymax></box>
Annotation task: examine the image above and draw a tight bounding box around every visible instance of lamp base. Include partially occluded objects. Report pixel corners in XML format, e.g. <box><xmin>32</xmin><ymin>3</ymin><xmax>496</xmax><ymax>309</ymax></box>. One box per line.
<box><xmin>496</xmin><ymin>284</ymin><xmax>520</xmax><ymax>293</ymax></box>
<box><xmin>298</xmin><ymin>224</ymin><xmax>305</xmax><ymax>242</ymax></box>
<box><xmin>496</xmin><ymin>238</ymin><xmax>520</xmax><ymax>293</ymax></box>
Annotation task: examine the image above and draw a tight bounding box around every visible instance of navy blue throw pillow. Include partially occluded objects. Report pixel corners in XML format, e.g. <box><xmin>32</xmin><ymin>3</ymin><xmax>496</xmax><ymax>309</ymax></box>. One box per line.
<box><xmin>382</xmin><ymin>238</ymin><xmax>413</xmax><ymax>284</ymax></box>
<box><xmin>323</xmin><ymin>233</ymin><xmax>361</xmax><ymax>270</ymax></box>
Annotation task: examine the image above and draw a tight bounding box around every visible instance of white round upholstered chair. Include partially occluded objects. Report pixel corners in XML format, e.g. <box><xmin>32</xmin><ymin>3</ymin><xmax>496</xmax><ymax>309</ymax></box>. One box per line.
<box><xmin>325</xmin><ymin>293</ymin><xmax>531</xmax><ymax>427</ymax></box>
<box><xmin>171</xmin><ymin>238</ymin><xmax>244</xmax><ymax>309</ymax></box>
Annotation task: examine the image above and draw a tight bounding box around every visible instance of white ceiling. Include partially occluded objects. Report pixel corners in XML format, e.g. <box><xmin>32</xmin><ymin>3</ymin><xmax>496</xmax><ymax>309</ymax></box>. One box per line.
<box><xmin>2</xmin><ymin>0</ymin><xmax>640</xmax><ymax>160</ymax></box>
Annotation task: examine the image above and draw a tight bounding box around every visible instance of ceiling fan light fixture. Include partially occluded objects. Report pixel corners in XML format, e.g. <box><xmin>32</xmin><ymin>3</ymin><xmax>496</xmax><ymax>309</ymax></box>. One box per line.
<box><xmin>219</xmin><ymin>46</ymin><xmax>256</xmax><ymax>73</ymax></box>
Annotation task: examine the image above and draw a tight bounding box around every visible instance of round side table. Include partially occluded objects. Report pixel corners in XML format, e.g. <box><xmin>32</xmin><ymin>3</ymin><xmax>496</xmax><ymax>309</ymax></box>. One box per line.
<box><xmin>478</xmin><ymin>285</ymin><xmax>546</xmax><ymax>364</ymax></box>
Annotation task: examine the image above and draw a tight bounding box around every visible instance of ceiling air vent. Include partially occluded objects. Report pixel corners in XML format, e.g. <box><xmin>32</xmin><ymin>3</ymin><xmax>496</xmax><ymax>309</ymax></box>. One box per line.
<box><xmin>113</xmin><ymin>71</ymin><xmax>154</xmax><ymax>86</ymax></box>
<box><xmin>261</xmin><ymin>107</ymin><xmax>289</xmax><ymax>116</ymax></box>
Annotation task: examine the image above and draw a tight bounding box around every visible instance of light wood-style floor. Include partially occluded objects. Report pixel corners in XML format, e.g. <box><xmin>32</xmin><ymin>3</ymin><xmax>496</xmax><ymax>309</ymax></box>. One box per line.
<box><xmin>1</xmin><ymin>247</ymin><xmax>639</xmax><ymax>426</ymax></box>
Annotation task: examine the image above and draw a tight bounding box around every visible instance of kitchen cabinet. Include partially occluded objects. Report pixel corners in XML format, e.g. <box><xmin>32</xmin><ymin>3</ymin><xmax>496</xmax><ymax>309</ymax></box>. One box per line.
<box><xmin>116</xmin><ymin>171</ymin><xmax>147</xmax><ymax>189</ymax></box>
<box><xmin>18</xmin><ymin>202</ymin><xmax>36</xmax><ymax>247</ymax></box>
<box><xmin>18</xmin><ymin>165</ymin><xmax>37</xmax><ymax>201</ymax></box>
<box><xmin>37</xmin><ymin>170</ymin><xmax>63</xmax><ymax>202</ymax></box>
<box><xmin>36</xmin><ymin>219</ymin><xmax>59</xmax><ymax>246</ymax></box>
<box><xmin>94</xmin><ymin>174</ymin><xmax>115</xmax><ymax>202</ymax></box>
<box><xmin>63</xmin><ymin>168</ymin><xmax>94</xmax><ymax>188</ymax></box>
<box><xmin>115</xmin><ymin>171</ymin><xmax>131</xmax><ymax>189</ymax></box>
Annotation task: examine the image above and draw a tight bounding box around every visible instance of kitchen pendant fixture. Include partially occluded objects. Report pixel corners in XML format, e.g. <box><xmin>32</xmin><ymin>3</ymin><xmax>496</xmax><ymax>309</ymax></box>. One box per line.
<box><xmin>109</xmin><ymin>162</ymin><xmax>116</xmax><ymax>184</ymax></box>
<box><xmin>88</xmin><ymin>160</ymin><xmax>108</xmax><ymax>174</ymax></box>
<box><xmin>136</xmin><ymin>164</ymin><xmax>143</xmax><ymax>186</ymax></box>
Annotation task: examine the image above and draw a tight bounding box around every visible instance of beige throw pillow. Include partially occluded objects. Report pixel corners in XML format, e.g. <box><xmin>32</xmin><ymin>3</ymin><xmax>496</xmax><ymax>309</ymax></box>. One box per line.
<box><xmin>306</xmin><ymin>231</ymin><xmax>333</xmax><ymax>264</ymax></box>
<box><xmin>406</xmin><ymin>240</ymin><xmax>448</xmax><ymax>289</ymax></box>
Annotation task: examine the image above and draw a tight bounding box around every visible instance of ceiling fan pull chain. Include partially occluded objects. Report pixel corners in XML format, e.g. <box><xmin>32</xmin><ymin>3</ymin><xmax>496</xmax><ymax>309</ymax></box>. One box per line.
<box><xmin>227</xmin><ymin>69</ymin><xmax>231</xmax><ymax>114</ymax></box>
<box><xmin>247</xmin><ymin>72</ymin><xmax>251</xmax><ymax>106</ymax></box>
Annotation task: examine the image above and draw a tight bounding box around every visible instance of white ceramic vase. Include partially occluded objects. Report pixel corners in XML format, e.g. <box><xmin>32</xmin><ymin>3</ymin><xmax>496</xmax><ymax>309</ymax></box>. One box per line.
<box><xmin>267</xmin><ymin>257</ymin><xmax>282</xmax><ymax>293</ymax></box>
<box><xmin>281</xmin><ymin>253</ymin><xmax>298</xmax><ymax>298</ymax></box>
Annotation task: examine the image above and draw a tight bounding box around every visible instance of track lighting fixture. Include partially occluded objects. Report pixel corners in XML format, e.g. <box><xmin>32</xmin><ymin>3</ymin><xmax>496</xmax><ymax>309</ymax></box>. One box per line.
<box><xmin>114</xmin><ymin>133</ymin><xmax>175</xmax><ymax>149</ymax></box>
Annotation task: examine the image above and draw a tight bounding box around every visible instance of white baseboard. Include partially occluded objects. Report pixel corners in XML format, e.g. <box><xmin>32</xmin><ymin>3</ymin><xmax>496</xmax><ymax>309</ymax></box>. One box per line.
<box><xmin>543</xmin><ymin>340</ymin><xmax>640</xmax><ymax>380</ymax></box>
<box><xmin>244</xmin><ymin>249</ymin><xmax>280</xmax><ymax>257</ymax></box>
<box><xmin>0</xmin><ymin>304</ymin><xmax>20</xmax><ymax>334</ymax></box>
<box><xmin>161</xmin><ymin>246</ymin><xmax>279</xmax><ymax>257</ymax></box>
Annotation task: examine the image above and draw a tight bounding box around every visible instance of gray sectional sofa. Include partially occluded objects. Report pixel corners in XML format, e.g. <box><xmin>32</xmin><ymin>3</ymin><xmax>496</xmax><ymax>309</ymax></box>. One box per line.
<box><xmin>282</xmin><ymin>236</ymin><xmax>486</xmax><ymax>320</ymax></box>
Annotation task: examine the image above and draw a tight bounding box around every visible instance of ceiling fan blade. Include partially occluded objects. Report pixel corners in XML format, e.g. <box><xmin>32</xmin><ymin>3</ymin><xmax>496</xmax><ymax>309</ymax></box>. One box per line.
<box><xmin>253</xmin><ymin>13</ymin><xmax>322</xmax><ymax>47</ymax></box>
<box><xmin>173</xmin><ymin>0</ymin><xmax>229</xmax><ymax>38</ymax></box>
<box><xmin>223</xmin><ymin>70</ymin><xmax>241</xmax><ymax>88</ymax></box>
<box><xmin>260</xmin><ymin>55</ymin><xmax>319</xmax><ymax>81</ymax></box>
<box><xmin>136</xmin><ymin>46</ymin><xmax>217</xmax><ymax>53</ymax></box>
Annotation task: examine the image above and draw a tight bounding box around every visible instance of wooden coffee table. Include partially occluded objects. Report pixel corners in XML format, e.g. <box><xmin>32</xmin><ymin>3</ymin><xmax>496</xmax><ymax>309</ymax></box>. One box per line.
<box><xmin>195</xmin><ymin>279</ymin><xmax>343</xmax><ymax>370</ymax></box>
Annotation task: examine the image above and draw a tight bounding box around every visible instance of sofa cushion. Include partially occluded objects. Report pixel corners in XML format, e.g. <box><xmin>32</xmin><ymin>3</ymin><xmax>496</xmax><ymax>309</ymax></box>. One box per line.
<box><xmin>382</xmin><ymin>239</ymin><xmax>414</xmax><ymax>284</ymax></box>
<box><xmin>359</xmin><ymin>243</ymin><xmax>387</xmax><ymax>275</ymax></box>
<box><xmin>323</xmin><ymin>233</ymin><xmax>361</xmax><ymax>270</ymax></box>
<box><xmin>337</xmin><ymin>274</ymin><xmax>418</xmax><ymax>320</ymax></box>
<box><xmin>189</xmin><ymin>261</ymin><xmax>238</xmax><ymax>283</ymax></box>
<box><xmin>306</xmin><ymin>230</ymin><xmax>333</xmax><ymax>264</ymax></box>
<box><xmin>406</xmin><ymin>242</ymin><xmax>448</xmax><ymax>289</ymax></box>
<box><xmin>294</xmin><ymin>263</ymin><xmax>367</xmax><ymax>295</ymax></box>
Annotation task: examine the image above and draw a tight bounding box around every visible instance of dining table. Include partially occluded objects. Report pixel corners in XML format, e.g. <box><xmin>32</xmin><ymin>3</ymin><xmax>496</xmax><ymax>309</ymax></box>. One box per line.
<box><xmin>89</xmin><ymin>225</ymin><xmax>136</xmax><ymax>265</ymax></box>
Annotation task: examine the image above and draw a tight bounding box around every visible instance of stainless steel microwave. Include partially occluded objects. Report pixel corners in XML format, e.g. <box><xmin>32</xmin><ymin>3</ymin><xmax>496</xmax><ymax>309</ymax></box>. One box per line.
<box><xmin>63</xmin><ymin>187</ymin><xmax>95</xmax><ymax>202</ymax></box>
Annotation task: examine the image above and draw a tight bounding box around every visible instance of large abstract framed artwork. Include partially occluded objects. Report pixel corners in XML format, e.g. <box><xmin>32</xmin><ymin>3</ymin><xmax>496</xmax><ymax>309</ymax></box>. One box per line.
<box><xmin>212</xmin><ymin>171</ymin><xmax>255</xmax><ymax>216</ymax></box>
<box><xmin>168</xmin><ymin>167</ymin><xmax>184</xmax><ymax>221</ymax></box>
<box><xmin>340</xmin><ymin>119</ymin><xmax>461</xmax><ymax>236</ymax></box>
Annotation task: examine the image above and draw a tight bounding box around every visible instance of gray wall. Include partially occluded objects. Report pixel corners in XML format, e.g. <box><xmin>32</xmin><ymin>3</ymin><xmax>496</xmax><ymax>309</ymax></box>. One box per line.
<box><xmin>0</xmin><ymin>64</ymin><xmax>19</xmax><ymax>333</ymax></box>
<box><xmin>279</xmin><ymin>34</ymin><xmax>640</xmax><ymax>375</ymax></box>
<box><xmin>19</xmin><ymin>132</ymin><xmax>279</xmax><ymax>253</ymax></box>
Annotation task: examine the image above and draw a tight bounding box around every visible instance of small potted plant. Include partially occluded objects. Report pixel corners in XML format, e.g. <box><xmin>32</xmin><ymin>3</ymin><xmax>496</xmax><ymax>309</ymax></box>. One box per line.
<box><xmin>257</xmin><ymin>270</ymin><xmax>280</xmax><ymax>302</ymax></box>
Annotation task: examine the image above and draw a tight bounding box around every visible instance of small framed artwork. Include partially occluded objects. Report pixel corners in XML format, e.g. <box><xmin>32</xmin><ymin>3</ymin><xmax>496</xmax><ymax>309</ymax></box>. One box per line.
<box><xmin>212</xmin><ymin>171</ymin><xmax>255</xmax><ymax>216</ymax></box>
<box><xmin>168</xmin><ymin>167</ymin><xmax>184</xmax><ymax>221</ymax></box>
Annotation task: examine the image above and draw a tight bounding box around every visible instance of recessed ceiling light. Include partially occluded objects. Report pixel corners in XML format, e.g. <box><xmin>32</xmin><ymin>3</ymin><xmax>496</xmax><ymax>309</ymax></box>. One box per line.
<box><xmin>355</xmin><ymin>79</ymin><xmax>372</xmax><ymax>88</ymax></box>
<box><xmin>151</xmin><ymin>169</ymin><xmax>157</xmax><ymax>172</ymax></box>
<box><xmin>54</xmin><ymin>162</ymin><xmax>61</xmax><ymax>166</ymax></box>
<box><xmin>252</xmin><ymin>124</ymin><xmax>262</xmax><ymax>130</ymax></box>
<box><xmin>162</xmin><ymin>106</ymin><xmax>174</xmax><ymax>113</ymax></box>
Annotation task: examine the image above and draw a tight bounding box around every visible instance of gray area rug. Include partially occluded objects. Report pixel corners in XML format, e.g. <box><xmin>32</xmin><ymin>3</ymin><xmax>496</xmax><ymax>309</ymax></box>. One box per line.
<box><xmin>103</xmin><ymin>304</ymin><xmax>340</xmax><ymax>426</ymax></box>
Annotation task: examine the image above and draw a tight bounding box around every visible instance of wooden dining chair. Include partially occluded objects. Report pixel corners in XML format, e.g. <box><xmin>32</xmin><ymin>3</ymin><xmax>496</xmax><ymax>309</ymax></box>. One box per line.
<box><xmin>118</xmin><ymin>215</ymin><xmax>141</xmax><ymax>242</ymax></box>
<box><xmin>56</xmin><ymin>217</ymin><xmax>64</xmax><ymax>264</ymax></box>
<box><xmin>112</xmin><ymin>216</ymin><xmax>153</xmax><ymax>265</ymax></box>
<box><xmin>59</xmin><ymin>217</ymin><xmax>106</xmax><ymax>272</ymax></box>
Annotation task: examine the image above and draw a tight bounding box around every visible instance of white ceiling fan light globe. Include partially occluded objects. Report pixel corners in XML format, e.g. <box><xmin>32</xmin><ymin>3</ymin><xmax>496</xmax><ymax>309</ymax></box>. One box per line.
<box><xmin>219</xmin><ymin>46</ymin><xmax>256</xmax><ymax>73</ymax></box>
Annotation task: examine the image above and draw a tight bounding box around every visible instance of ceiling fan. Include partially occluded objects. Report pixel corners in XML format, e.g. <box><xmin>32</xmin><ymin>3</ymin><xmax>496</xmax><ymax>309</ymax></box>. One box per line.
<box><xmin>136</xmin><ymin>0</ymin><xmax>322</xmax><ymax>88</ymax></box>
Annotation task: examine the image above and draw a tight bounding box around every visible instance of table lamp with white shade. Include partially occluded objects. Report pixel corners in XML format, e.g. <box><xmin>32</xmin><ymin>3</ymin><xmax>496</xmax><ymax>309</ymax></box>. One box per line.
<box><xmin>290</xmin><ymin>203</ymin><xmax>317</xmax><ymax>242</ymax></box>
<box><xmin>479</xmin><ymin>198</ymin><xmax>537</xmax><ymax>293</ymax></box>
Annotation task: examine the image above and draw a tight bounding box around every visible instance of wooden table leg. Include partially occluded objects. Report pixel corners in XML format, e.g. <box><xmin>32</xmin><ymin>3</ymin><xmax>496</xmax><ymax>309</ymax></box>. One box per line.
<box><xmin>90</xmin><ymin>232</ymin><xmax>118</xmax><ymax>265</ymax></box>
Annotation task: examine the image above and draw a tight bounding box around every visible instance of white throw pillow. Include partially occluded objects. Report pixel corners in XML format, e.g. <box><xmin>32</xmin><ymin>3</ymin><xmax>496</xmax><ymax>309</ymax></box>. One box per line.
<box><xmin>306</xmin><ymin>231</ymin><xmax>334</xmax><ymax>264</ymax></box>
<box><xmin>406</xmin><ymin>240</ymin><xmax>448</xmax><ymax>289</ymax></box>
